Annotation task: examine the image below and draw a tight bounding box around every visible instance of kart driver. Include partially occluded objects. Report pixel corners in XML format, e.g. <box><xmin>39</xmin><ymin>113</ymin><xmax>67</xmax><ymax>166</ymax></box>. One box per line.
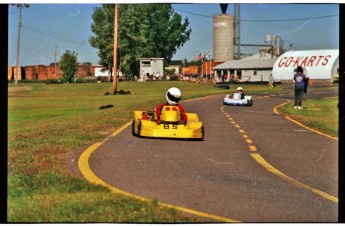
<box><xmin>236</xmin><ymin>87</ymin><xmax>245</xmax><ymax>99</ymax></box>
<box><xmin>155</xmin><ymin>87</ymin><xmax>188</xmax><ymax>124</ymax></box>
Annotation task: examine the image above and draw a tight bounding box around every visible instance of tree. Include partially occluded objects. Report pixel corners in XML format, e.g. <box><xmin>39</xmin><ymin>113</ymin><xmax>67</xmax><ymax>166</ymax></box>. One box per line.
<box><xmin>89</xmin><ymin>4</ymin><xmax>191</xmax><ymax>76</ymax></box>
<box><xmin>59</xmin><ymin>50</ymin><xmax>78</xmax><ymax>83</ymax></box>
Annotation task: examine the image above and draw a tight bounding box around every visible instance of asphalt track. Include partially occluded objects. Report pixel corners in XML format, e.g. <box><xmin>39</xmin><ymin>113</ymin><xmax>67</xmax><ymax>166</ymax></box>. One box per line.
<box><xmin>68</xmin><ymin>88</ymin><xmax>338</xmax><ymax>222</ymax></box>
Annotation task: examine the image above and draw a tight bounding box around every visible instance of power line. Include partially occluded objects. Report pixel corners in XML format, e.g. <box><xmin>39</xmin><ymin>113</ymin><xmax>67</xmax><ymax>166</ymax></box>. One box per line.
<box><xmin>174</xmin><ymin>8</ymin><xmax>338</xmax><ymax>22</ymax></box>
<box><xmin>22</xmin><ymin>24</ymin><xmax>93</xmax><ymax>48</ymax></box>
<box><xmin>283</xmin><ymin>39</ymin><xmax>314</xmax><ymax>50</ymax></box>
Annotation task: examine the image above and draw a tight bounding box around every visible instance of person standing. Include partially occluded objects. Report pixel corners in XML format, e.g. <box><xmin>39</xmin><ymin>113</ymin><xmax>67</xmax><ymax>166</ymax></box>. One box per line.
<box><xmin>293</xmin><ymin>66</ymin><xmax>307</xmax><ymax>109</ymax></box>
<box><xmin>269</xmin><ymin>74</ymin><xmax>275</xmax><ymax>89</ymax></box>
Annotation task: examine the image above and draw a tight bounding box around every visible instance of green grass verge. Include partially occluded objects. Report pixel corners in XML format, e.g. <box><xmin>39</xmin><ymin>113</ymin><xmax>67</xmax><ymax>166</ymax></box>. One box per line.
<box><xmin>277</xmin><ymin>97</ymin><xmax>338</xmax><ymax>138</ymax></box>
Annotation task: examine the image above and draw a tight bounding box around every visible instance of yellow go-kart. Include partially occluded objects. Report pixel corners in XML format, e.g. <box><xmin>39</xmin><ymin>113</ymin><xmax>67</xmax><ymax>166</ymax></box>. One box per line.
<box><xmin>132</xmin><ymin>106</ymin><xmax>204</xmax><ymax>140</ymax></box>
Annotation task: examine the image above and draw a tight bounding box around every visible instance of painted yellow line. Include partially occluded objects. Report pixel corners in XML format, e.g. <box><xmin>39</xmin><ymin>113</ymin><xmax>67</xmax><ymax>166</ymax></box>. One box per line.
<box><xmin>273</xmin><ymin>101</ymin><xmax>289</xmax><ymax>115</ymax></box>
<box><xmin>273</xmin><ymin>101</ymin><xmax>338</xmax><ymax>141</ymax></box>
<box><xmin>234</xmin><ymin>124</ymin><xmax>240</xmax><ymax>128</ymax></box>
<box><xmin>182</xmin><ymin>95</ymin><xmax>216</xmax><ymax>103</ymax></box>
<box><xmin>222</xmin><ymin>104</ymin><xmax>337</xmax><ymax>204</ymax></box>
<box><xmin>303</xmin><ymin>108</ymin><xmax>321</xmax><ymax>111</ymax></box>
<box><xmin>78</xmin><ymin>122</ymin><xmax>240</xmax><ymax>223</ymax></box>
<box><xmin>285</xmin><ymin>116</ymin><xmax>338</xmax><ymax>141</ymax></box>
<box><xmin>251</xmin><ymin>153</ymin><xmax>338</xmax><ymax>203</ymax></box>
<box><xmin>245</xmin><ymin>139</ymin><xmax>253</xmax><ymax>144</ymax></box>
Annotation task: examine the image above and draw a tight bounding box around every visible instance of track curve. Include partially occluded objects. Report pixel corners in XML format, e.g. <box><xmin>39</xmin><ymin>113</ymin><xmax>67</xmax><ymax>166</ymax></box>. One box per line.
<box><xmin>73</xmin><ymin>89</ymin><xmax>338</xmax><ymax>222</ymax></box>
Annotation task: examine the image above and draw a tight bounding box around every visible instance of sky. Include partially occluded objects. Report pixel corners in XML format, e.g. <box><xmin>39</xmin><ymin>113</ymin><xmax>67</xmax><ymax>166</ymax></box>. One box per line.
<box><xmin>8</xmin><ymin>3</ymin><xmax>339</xmax><ymax>66</ymax></box>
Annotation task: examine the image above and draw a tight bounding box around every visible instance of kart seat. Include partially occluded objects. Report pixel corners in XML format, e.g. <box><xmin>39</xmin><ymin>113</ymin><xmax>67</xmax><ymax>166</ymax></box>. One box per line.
<box><xmin>233</xmin><ymin>93</ymin><xmax>241</xmax><ymax>100</ymax></box>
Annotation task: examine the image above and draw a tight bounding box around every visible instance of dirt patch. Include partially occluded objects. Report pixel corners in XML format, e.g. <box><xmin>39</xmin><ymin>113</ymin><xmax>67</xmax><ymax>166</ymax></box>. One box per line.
<box><xmin>8</xmin><ymin>86</ymin><xmax>32</xmax><ymax>92</ymax></box>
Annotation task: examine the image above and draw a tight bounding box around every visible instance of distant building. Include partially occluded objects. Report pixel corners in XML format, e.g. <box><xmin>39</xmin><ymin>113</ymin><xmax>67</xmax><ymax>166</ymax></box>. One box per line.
<box><xmin>182</xmin><ymin>65</ymin><xmax>199</xmax><ymax>75</ymax></box>
<box><xmin>8</xmin><ymin>64</ymin><xmax>97</xmax><ymax>81</ymax></box>
<box><xmin>213</xmin><ymin>55</ymin><xmax>276</xmax><ymax>82</ymax></box>
<box><xmin>139</xmin><ymin>58</ymin><xmax>164</xmax><ymax>81</ymax></box>
<box><xmin>165</xmin><ymin>60</ymin><xmax>182</xmax><ymax>74</ymax></box>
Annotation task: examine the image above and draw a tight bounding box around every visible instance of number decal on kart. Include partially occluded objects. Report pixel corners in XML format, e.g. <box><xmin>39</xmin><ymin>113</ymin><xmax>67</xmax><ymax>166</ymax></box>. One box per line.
<box><xmin>164</xmin><ymin>124</ymin><xmax>178</xmax><ymax>129</ymax></box>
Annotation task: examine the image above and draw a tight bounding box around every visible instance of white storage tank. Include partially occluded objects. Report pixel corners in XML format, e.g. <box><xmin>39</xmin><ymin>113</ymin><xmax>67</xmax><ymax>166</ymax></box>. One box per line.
<box><xmin>272</xmin><ymin>49</ymin><xmax>339</xmax><ymax>83</ymax></box>
<box><xmin>213</xmin><ymin>14</ymin><xmax>235</xmax><ymax>62</ymax></box>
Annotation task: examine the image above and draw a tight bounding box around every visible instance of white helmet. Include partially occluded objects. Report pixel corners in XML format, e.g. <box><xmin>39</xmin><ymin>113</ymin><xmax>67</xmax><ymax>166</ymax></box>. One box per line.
<box><xmin>166</xmin><ymin>87</ymin><xmax>182</xmax><ymax>105</ymax></box>
<box><xmin>237</xmin><ymin>87</ymin><xmax>243</xmax><ymax>91</ymax></box>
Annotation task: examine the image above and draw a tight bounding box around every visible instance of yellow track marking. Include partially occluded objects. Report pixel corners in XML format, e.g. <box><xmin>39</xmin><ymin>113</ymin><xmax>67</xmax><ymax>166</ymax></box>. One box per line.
<box><xmin>78</xmin><ymin>122</ymin><xmax>240</xmax><ymax>222</ymax></box>
<box><xmin>221</xmin><ymin>104</ymin><xmax>338</xmax><ymax>204</ymax></box>
<box><xmin>245</xmin><ymin>139</ymin><xmax>253</xmax><ymax>144</ymax></box>
<box><xmin>251</xmin><ymin>153</ymin><xmax>338</xmax><ymax>203</ymax></box>
<box><xmin>234</xmin><ymin>124</ymin><xmax>240</xmax><ymax>128</ymax></box>
<box><xmin>273</xmin><ymin>102</ymin><xmax>338</xmax><ymax>141</ymax></box>
<box><xmin>284</xmin><ymin>116</ymin><xmax>338</xmax><ymax>140</ymax></box>
<box><xmin>303</xmin><ymin>108</ymin><xmax>321</xmax><ymax>111</ymax></box>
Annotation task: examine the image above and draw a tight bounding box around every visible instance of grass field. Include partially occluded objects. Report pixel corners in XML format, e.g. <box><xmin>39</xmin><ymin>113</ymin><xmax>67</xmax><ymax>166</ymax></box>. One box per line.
<box><xmin>7</xmin><ymin>81</ymin><xmax>337</xmax><ymax>222</ymax></box>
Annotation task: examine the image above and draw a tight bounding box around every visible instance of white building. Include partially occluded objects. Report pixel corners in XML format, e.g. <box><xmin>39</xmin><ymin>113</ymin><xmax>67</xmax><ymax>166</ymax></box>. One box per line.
<box><xmin>213</xmin><ymin>54</ymin><xmax>276</xmax><ymax>82</ymax></box>
<box><xmin>272</xmin><ymin>49</ymin><xmax>339</xmax><ymax>83</ymax></box>
<box><xmin>139</xmin><ymin>58</ymin><xmax>164</xmax><ymax>81</ymax></box>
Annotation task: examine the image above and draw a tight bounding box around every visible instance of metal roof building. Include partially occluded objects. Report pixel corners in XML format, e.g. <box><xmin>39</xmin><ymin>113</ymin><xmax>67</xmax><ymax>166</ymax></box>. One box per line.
<box><xmin>213</xmin><ymin>58</ymin><xmax>276</xmax><ymax>82</ymax></box>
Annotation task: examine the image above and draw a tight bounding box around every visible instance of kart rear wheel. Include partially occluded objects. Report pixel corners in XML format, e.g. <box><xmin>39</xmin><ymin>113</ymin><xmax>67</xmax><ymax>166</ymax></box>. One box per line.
<box><xmin>131</xmin><ymin>120</ymin><xmax>136</xmax><ymax>136</ymax></box>
<box><xmin>137</xmin><ymin>121</ymin><xmax>142</xmax><ymax>137</ymax></box>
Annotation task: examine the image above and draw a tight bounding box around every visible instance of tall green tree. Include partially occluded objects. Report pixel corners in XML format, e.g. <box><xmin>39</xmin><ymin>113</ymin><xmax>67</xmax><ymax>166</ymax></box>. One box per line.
<box><xmin>89</xmin><ymin>4</ymin><xmax>191</xmax><ymax>76</ymax></box>
<box><xmin>59</xmin><ymin>50</ymin><xmax>78</xmax><ymax>83</ymax></box>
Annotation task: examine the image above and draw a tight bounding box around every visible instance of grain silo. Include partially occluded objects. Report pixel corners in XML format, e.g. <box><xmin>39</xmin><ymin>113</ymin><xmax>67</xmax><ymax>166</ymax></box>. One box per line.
<box><xmin>213</xmin><ymin>13</ymin><xmax>235</xmax><ymax>62</ymax></box>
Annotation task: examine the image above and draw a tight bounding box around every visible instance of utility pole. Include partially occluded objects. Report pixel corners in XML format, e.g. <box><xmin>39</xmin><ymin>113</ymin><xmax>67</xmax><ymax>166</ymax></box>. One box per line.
<box><xmin>13</xmin><ymin>4</ymin><xmax>29</xmax><ymax>85</ymax></box>
<box><xmin>112</xmin><ymin>4</ymin><xmax>119</xmax><ymax>95</ymax></box>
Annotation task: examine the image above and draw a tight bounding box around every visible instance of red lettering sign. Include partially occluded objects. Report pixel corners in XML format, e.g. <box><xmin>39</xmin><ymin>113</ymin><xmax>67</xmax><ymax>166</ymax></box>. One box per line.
<box><xmin>278</xmin><ymin>57</ymin><xmax>287</xmax><ymax>67</ymax></box>
<box><xmin>277</xmin><ymin>55</ymin><xmax>332</xmax><ymax>67</ymax></box>
<box><xmin>322</xmin><ymin>55</ymin><xmax>331</xmax><ymax>66</ymax></box>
